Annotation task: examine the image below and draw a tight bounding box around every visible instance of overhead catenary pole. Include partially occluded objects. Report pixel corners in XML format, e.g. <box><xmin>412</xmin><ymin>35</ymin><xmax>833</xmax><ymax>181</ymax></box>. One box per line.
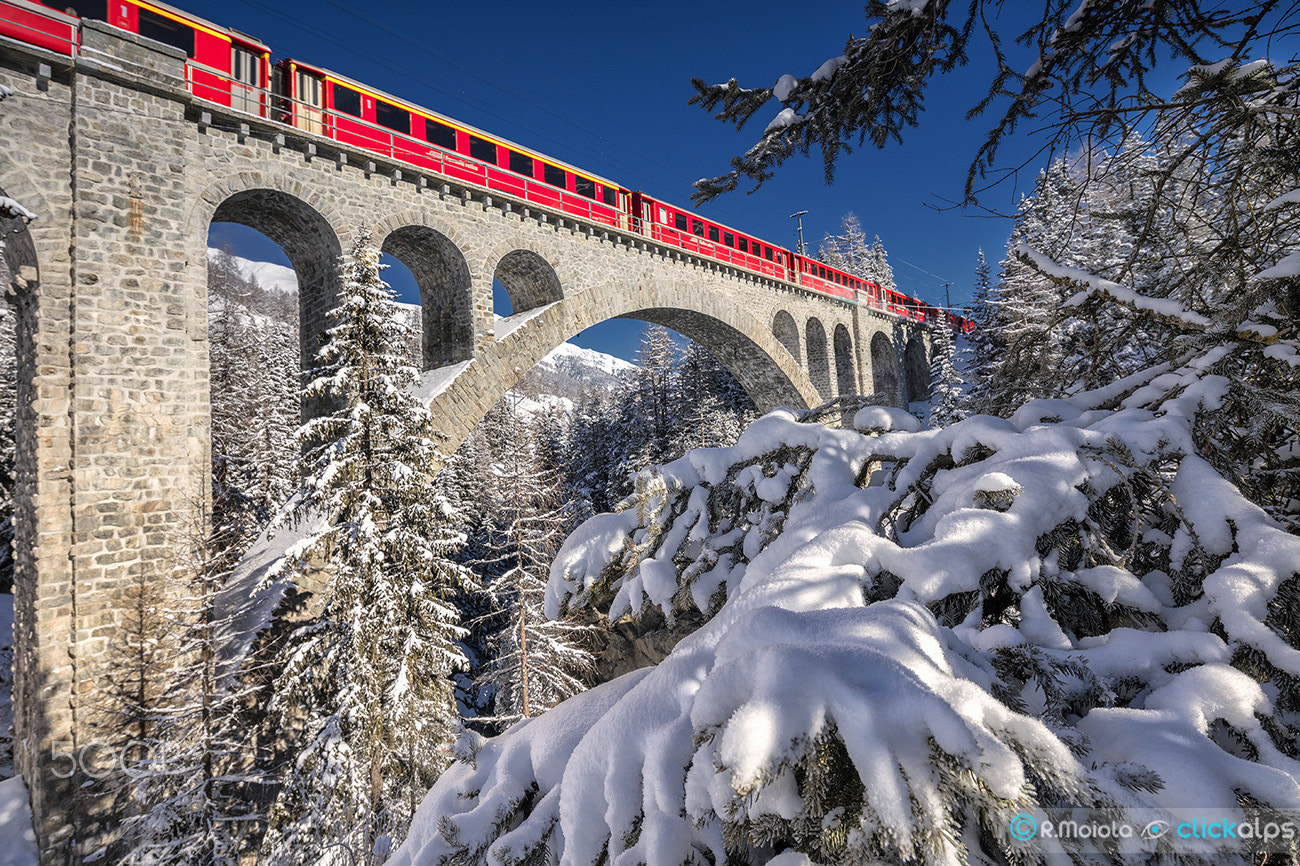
<box><xmin>790</xmin><ymin>210</ymin><xmax>808</xmax><ymax>256</ymax></box>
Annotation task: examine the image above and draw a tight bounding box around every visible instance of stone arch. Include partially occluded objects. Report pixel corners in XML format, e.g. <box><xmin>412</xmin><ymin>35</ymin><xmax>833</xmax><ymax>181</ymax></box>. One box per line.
<box><xmin>379</xmin><ymin>225</ymin><xmax>473</xmax><ymax>368</ymax></box>
<box><xmin>204</xmin><ymin>186</ymin><xmax>343</xmax><ymax>373</ymax></box>
<box><xmin>411</xmin><ymin>273</ymin><xmax>824</xmax><ymax>455</ymax></box>
<box><xmin>870</xmin><ymin>331</ymin><xmax>899</xmax><ymax>402</ymax></box>
<box><xmin>833</xmin><ymin>324</ymin><xmax>855</xmax><ymax>397</ymax></box>
<box><xmin>904</xmin><ymin>336</ymin><xmax>929</xmax><ymax>403</ymax></box>
<box><xmin>771</xmin><ymin>310</ymin><xmax>799</xmax><ymax>361</ymax></box>
<box><xmin>623</xmin><ymin>306</ymin><xmax>810</xmax><ymax>413</ymax></box>
<box><xmin>805</xmin><ymin>317</ymin><xmax>831</xmax><ymax>400</ymax></box>
<box><xmin>493</xmin><ymin>248</ymin><xmax>561</xmax><ymax>315</ymax></box>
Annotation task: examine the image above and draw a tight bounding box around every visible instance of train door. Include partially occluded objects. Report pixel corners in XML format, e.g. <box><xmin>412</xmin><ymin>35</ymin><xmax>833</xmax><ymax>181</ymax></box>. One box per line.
<box><xmin>230</xmin><ymin>45</ymin><xmax>261</xmax><ymax>115</ymax></box>
<box><xmin>294</xmin><ymin>68</ymin><xmax>324</xmax><ymax>135</ymax></box>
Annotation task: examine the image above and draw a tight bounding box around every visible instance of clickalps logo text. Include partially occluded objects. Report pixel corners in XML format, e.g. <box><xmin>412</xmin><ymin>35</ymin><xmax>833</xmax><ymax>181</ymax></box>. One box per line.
<box><xmin>1007</xmin><ymin>809</ymin><xmax>1300</xmax><ymax>853</ymax></box>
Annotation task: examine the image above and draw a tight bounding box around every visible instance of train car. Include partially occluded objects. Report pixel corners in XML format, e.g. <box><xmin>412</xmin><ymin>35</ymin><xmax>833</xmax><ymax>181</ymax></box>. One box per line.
<box><xmin>0</xmin><ymin>0</ymin><xmax>76</xmax><ymax>55</ymax></box>
<box><xmin>279</xmin><ymin>58</ymin><xmax>630</xmax><ymax>231</ymax></box>
<box><xmin>631</xmin><ymin>192</ymin><xmax>794</xmax><ymax>281</ymax></box>
<box><xmin>9</xmin><ymin>0</ymin><xmax>271</xmax><ymax>114</ymax></box>
<box><xmin>792</xmin><ymin>253</ymin><xmax>865</xmax><ymax>302</ymax></box>
<box><xmin>0</xmin><ymin>0</ymin><xmax>970</xmax><ymax>331</ymax></box>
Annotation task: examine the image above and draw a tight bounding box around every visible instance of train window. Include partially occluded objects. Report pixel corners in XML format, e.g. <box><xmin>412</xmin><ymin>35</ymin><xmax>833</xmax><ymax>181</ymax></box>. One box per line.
<box><xmin>658</xmin><ymin>207</ymin><xmax>668</xmax><ymax>223</ymax></box>
<box><xmin>724</xmin><ymin>232</ymin><xmax>734</xmax><ymax>247</ymax></box>
<box><xmin>738</xmin><ymin>238</ymin><xmax>748</xmax><ymax>253</ymax></box>
<box><xmin>543</xmin><ymin>163</ymin><xmax>567</xmax><ymax>188</ymax></box>
<box><xmin>425</xmin><ymin>119</ymin><xmax>457</xmax><ymax>149</ymax></box>
<box><xmin>66</xmin><ymin>0</ymin><xmax>108</xmax><ymax>20</ymax></box>
<box><xmin>674</xmin><ymin>213</ymin><xmax>688</xmax><ymax>232</ymax></box>
<box><xmin>575</xmin><ymin>177</ymin><xmax>597</xmax><ymax>199</ymax></box>
<box><xmin>691</xmin><ymin>219</ymin><xmax>704</xmax><ymax>237</ymax></box>
<box><xmin>508</xmin><ymin>150</ymin><xmax>534</xmax><ymax>176</ymax></box>
<box><xmin>137</xmin><ymin>8</ymin><xmax>195</xmax><ymax>57</ymax></box>
<box><xmin>333</xmin><ymin>84</ymin><xmax>362</xmax><ymax>118</ymax></box>
<box><xmin>602</xmin><ymin>186</ymin><xmax>617</xmax><ymax>206</ymax></box>
<box><xmin>764</xmin><ymin>247</ymin><xmax>774</xmax><ymax>261</ymax></box>
<box><xmin>470</xmin><ymin>135</ymin><xmax>497</xmax><ymax>164</ymax></box>
<box><xmin>707</xmin><ymin>226</ymin><xmax>719</xmax><ymax>242</ymax></box>
<box><xmin>376</xmin><ymin>100</ymin><xmax>410</xmax><ymax>135</ymax></box>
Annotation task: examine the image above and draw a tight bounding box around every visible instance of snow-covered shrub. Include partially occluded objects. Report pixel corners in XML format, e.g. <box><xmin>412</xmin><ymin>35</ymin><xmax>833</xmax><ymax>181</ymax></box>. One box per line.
<box><xmin>391</xmin><ymin>365</ymin><xmax>1300</xmax><ymax>866</ymax></box>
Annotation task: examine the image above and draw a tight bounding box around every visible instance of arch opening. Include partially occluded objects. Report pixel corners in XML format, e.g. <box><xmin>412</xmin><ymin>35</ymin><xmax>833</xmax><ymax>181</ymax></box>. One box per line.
<box><xmin>870</xmin><ymin>332</ymin><xmax>899</xmax><ymax>404</ymax></box>
<box><xmin>805</xmin><ymin>317</ymin><xmax>831</xmax><ymax>401</ymax></box>
<box><xmin>494</xmin><ymin>249</ymin><xmax>561</xmax><ymax>319</ymax></box>
<box><xmin>380</xmin><ymin>225</ymin><xmax>473</xmax><ymax>370</ymax></box>
<box><xmin>205</xmin><ymin>220</ymin><xmax>303</xmax><ymax>537</ymax></box>
<box><xmin>623</xmin><ymin>307</ymin><xmax>809</xmax><ymax>413</ymax></box>
<box><xmin>833</xmin><ymin>324</ymin><xmax>855</xmax><ymax>397</ymax></box>
<box><xmin>905</xmin><ymin>336</ymin><xmax>930</xmax><ymax>404</ymax></box>
<box><xmin>210</xmin><ymin>189</ymin><xmax>340</xmax><ymax>378</ymax></box>
<box><xmin>772</xmin><ymin>310</ymin><xmax>799</xmax><ymax>361</ymax></box>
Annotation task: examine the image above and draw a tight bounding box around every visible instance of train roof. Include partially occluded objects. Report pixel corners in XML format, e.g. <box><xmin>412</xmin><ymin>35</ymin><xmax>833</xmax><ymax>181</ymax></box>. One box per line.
<box><xmin>286</xmin><ymin>57</ymin><xmax>627</xmax><ymax>193</ymax></box>
<box><xmin>135</xmin><ymin>0</ymin><xmax>270</xmax><ymax>52</ymax></box>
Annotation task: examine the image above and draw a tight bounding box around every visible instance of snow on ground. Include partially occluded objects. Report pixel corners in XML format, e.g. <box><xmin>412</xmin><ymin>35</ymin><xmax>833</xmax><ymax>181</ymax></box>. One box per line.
<box><xmin>215</xmin><ymin>493</ymin><xmax>329</xmax><ymax>667</ymax></box>
<box><xmin>393</xmin><ymin>364</ymin><xmax>1300</xmax><ymax>865</ymax></box>
<box><xmin>0</xmin><ymin>776</ymin><xmax>36</xmax><ymax>866</ymax></box>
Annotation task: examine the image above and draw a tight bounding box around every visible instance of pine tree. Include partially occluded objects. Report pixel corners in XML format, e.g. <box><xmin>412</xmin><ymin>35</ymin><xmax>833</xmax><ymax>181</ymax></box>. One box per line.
<box><xmin>473</xmin><ymin>399</ymin><xmax>594</xmax><ymax>726</ymax></box>
<box><xmin>815</xmin><ymin>213</ymin><xmax>874</xmax><ymax>280</ymax></box>
<box><xmin>208</xmin><ymin>248</ymin><xmax>298</xmax><ymax>557</ymax></box>
<box><xmin>612</xmin><ymin>326</ymin><xmax>680</xmax><ymax>501</ymax></box>
<box><xmin>261</xmin><ymin>227</ymin><xmax>473</xmax><ymax>865</ymax></box>
<box><xmin>927</xmin><ymin>325</ymin><xmax>966</xmax><ymax>428</ymax></box>
<box><xmin>977</xmin><ymin>159</ymin><xmax>1080</xmax><ymax>415</ymax></box>
<box><xmin>962</xmin><ymin>248</ymin><xmax>998</xmax><ymax>410</ymax></box>
<box><xmin>866</xmin><ymin>234</ymin><xmax>895</xmax><ymax>293</ymax></box>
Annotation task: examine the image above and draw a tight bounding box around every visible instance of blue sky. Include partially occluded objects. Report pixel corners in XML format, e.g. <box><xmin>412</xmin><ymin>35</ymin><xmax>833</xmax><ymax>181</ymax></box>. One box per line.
<box><xmin>200</xmin><ymin>0</ymin><xmax>1052</xmax><ymax>361</ymax></box>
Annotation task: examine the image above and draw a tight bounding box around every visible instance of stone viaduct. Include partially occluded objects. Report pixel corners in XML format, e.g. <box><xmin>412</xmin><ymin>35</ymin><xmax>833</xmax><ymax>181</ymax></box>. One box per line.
<box><xmin>0</xmin><ymin>22</ymin><xmax>936</xmax><ymax>862</ymax></box>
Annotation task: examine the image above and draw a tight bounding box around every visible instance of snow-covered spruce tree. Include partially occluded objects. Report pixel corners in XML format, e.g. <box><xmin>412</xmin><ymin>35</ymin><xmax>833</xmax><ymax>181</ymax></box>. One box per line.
<box><xmin>816</xmin><ymin>213</ymin><xmax>870</xmax><ymax>278</ymax></box>
<box><xmin>1006</xmin><ymin>59</ymin><xmax>1300</xmax><ymax>531</ymax></box>
<box><xmin>975</xmin><ymin>158</ymin><xmax>1080</xmax><ymax>417</ymax></box>
<box><xmin>391</xmin><ymin>371</ymin><xmax>1300</xmax><ymax>866</ymax></box>
<box><xmin>926</xmin><ymin>324</ymin><xmax>965</xmax><ymax>428</ymax></box>
<box><xmin>866</xmin><ymin>234</ymin><xmax>896</xmax><ymax>293</ymax></box>
<box><xmin>673</xmin><ymin>341</ymin><xmax>756</xmax><ymax>453</ymax></box>
<box><xmin>471</xmin><ymin>399</ymin><xmax>594</xmax><ymax>727</ymax></box>
<box><xmin>261</xmin><ymin>228</ymin><xmax>473</xmax><ymax>865</ymax></box>
<box><xmin>961</xmin><ymin>248</ymin><xmax>998</xmax><ymax>408</ymax></box>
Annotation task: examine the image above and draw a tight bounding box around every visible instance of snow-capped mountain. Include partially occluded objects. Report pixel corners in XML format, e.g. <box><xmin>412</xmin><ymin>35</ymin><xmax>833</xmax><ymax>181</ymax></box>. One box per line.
<box><xmin>207</xmin><ymin>248</ymin><xmax>299</xmax><ymax>296</ymax></box>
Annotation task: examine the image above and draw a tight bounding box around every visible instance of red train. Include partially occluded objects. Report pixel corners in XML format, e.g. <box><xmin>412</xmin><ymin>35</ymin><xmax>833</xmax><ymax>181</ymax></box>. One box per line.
<box><xmin>1</xmin><ymin>0</ymin><xmax>971</xmax><ymax>334</ymax></box>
